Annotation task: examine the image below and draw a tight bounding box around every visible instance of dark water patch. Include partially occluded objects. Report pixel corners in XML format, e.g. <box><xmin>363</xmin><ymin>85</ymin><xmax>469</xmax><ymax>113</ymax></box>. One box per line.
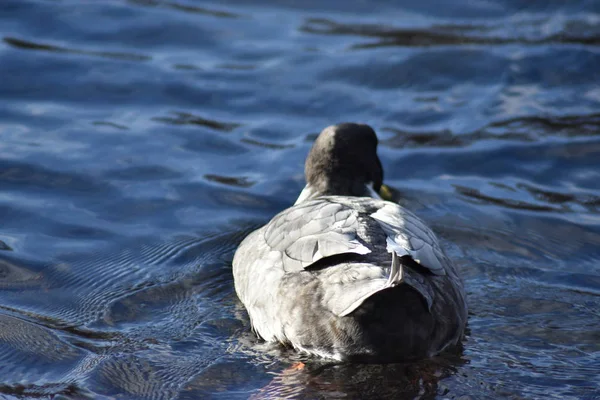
<box><xmin>518</xmin><ymin>182</ymin><xmax>600</xmax><ymax>210</ymax></box>
<box><xmin>127</xmin><ymin>0</ymin><xmax>240</xmax><ymax>19</ymax></box>
<box><xmin>92</xmin><ymin>121</ymin><xmax>130</xmax><ymax>130</ymax></box>
<box><xmin>301</xmin><ymin>18</ymin><xmax>512</xmax><ymax>47</ymax></box>
<box><xmin>173</xmin><ymin>63</ymin><xmax>202</xmax><ymax>71</ymax></box>
<box><xmin>240</xmin><ymin>137</ymin><xmax>296</xmax><ymax>150</ymax></box>
<box><xmin>381</xmin><ymin>127</ymin><xmax>533</xmax><ymax>149</ymax></box>
<box><xmin>152</xmin><ymin>111</ymin><xmax>242</xmax><ymax>132</ymax></box>
<box><xmin>182</xmin><ymin>134</ymin><xmax>250</xmax><ymax>156</ymax></box>
<box><xmin>455</xmin><ymin>184</ymin><xmax>566</xmax><ymax>213</ymax></box>
<box><xmin>204</xmin><ymin>174</ymin><xmax>256</xmax><ymax>188</ymax></box>
<box><xmin>3</xmin><ymin>36</ymin><xmax>151</xmax><ymax>62</ymax></box>
<box><xmin>301</xmin><ymin>17</ymin><xmax>600</xmax><ymax>49</ymax></box>
<box><xmin>354</xmin><ymin>31</ymin><xmax>600</xmax><ymax>50</ymax></box>
<box><xmin>382</xmin><ymin>113</ymin><xmax>600</xmax><ymax>149</ymax></box>
<box><xmin>0</xmin><ymin>382</ymin><xmax>86</xmax><ymax>399</ymax></box>
<box><xmin>239</xmin><ymin>125</ymin><xmax>307</xmax><ymax>151</ymax></box>
<box><xmin>486</xmin><ymin>112</ymin><xmax>600</xmax><ymax>138</ymax></box>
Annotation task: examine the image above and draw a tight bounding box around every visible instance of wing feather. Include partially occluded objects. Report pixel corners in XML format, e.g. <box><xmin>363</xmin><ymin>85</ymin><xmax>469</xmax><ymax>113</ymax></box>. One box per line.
<box><xmin>371</xmin><ymin>202</ymin><xmax>447</xmax><ymax>276</ymax></box>
<box><xmin>265</xmin><ymin>200</ymin><xmax>371</xmax><ymax>271</ymax></box>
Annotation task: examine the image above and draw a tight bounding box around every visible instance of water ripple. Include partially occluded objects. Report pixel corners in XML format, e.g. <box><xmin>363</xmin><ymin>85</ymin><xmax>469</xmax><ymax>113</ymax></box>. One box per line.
<box><xmin>3</xmin><ymin>37</ymin><xmax>151</xmax><ymax>61</ymax></box>
<box><xmin>152</xmin><ymin>111</ymin><xmax>242</xmax><ymax>132</ymax></box>
<box><xmin>382</xmin><ymin>112</ymin><xmax>600</xmax><ymax>149</ymax></box>
<box><xmin>301</xmin><ymin>16</ymin><xmax>600</xmax><ymax>49</ymax></box>
<box><xmin>204</xmin><ymin>174</ymin><xmax>256</xmax><ymax>188</ymax></box>
<box><xmin>127</xmin><ymin>0</ymin><xmax>240</xmax><ymax>18</ymax></box>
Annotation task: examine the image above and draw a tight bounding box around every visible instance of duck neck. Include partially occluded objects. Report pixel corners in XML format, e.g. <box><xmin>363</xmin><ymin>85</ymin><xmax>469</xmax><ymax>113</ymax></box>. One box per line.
<box><xmin>294</xmin><ymin>180</ymin><xmax>380</xmax><ymax>205</ymax></box>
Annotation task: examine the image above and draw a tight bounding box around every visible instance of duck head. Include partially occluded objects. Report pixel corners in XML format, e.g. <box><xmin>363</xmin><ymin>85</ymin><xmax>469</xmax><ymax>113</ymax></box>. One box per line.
<box><xmin>296</xmin><ymin>123</ymin><xmax>392</xmax><ymax>204</ymax></box>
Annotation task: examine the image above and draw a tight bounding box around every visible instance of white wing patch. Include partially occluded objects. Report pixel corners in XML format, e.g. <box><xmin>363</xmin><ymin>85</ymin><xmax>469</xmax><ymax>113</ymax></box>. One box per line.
<box><xmin>371</xmin><ymin>203</ymin><xmax>447</xmax><ymax>276</ymax></box>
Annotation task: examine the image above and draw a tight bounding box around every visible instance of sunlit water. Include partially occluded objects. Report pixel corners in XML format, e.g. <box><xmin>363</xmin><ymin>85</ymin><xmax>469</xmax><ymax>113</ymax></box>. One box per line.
<box><xmin>0</xmin><ymin>0</ymin><xmax>599</xmax><ymax>398</ymax></box>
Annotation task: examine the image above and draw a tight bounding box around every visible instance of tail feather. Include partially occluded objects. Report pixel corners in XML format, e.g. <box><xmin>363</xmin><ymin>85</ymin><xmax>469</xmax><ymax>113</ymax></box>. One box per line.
<box><xmin>332</xmin><ymin>247</ymin><xmax>405</xmax><ymax>317</ymax></box>
<box><xmin>385</xmin><ymin>251</ymin><xmax>403</xmax><ymax>287</ymax></box>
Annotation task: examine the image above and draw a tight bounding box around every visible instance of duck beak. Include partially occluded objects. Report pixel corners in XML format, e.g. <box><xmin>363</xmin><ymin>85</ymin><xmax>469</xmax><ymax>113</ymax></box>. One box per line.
<box><xmin>379</xmin><ymin>184</ymin><xmax>393</xmax><ymax>201</ymax></box>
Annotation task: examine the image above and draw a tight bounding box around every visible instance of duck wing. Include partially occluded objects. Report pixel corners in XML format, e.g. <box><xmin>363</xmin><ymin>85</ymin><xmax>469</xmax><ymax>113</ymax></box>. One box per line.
<box><xmin>264</xmin><ymin>199</ymin><xmax>371</xmax><ymax>272</ymax></box>
<box><xmin>265</xmin><ymin>197</ymin><xmax>447</xmax><ymax>276</ymax></box>
<box><xmin>260</xmin><ymin>197</ymin><xmax>448</xmax><ymax>317</ymax></box>
<box><xmin>369</xmin><ymin>201</ymin><xmax>447</xmax><ymax>276</ymax></box>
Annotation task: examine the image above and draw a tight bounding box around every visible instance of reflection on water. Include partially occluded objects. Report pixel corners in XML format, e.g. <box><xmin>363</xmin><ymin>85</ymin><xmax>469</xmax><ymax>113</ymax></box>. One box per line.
<box><xmin>0</xmin><ymin>0</ymin><xmax>599</xmax><ymax>398</ymax></box>
<box><xmin>250</xmin><ymin>350</ymin><xmax>468</xmax><ymax>399</ymax></box>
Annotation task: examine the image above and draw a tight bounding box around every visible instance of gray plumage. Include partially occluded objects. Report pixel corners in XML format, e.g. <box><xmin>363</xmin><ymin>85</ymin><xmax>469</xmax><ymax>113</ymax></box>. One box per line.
<box><xmin>233</xmin><ymin>123</ymin><xmax>467</xmax><ymax>362</ymax></box>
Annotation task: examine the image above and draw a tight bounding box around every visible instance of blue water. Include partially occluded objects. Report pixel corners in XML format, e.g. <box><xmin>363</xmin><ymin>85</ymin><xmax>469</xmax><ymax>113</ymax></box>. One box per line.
<box><xmin>1</xmin><ymin>0</ymin><xmax>599</xmax><ymax>398</ymax></box>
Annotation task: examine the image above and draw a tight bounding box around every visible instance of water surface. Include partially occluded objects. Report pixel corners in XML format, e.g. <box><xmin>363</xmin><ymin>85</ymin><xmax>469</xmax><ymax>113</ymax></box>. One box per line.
<box><xmin>0</xmin><ymin>0</ymin><xmax>599</xmax><ymax>398</ymax></box>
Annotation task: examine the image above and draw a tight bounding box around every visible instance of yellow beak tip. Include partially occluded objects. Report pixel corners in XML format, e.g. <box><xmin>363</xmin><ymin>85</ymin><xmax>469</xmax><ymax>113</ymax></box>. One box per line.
<box><xmin>379</xmin><ymin>184</ymin><xmax>393</xmax><ymax>201</ymax></box>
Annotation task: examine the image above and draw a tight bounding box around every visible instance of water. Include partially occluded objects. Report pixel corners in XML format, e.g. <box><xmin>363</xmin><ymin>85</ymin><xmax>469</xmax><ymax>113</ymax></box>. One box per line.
<box><xmin>0</xmin><ymin>0</ymin><xmax>599</xmax><ymax>398</ymax></box>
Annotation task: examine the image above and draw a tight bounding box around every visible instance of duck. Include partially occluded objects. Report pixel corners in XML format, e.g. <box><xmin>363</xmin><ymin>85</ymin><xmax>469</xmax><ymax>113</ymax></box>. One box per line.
<box><xmin>232</xmin><ymin>123</ymin><xmax>467</xmax><ymax>362</ymax></box>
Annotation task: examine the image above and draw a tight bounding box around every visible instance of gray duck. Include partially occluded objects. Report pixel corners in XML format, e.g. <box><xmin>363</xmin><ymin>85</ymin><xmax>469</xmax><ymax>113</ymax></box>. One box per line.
<box><xmin>233</xmin><ymin>123</ymin><xmax>467</xmax><ymax>362</ymax></box>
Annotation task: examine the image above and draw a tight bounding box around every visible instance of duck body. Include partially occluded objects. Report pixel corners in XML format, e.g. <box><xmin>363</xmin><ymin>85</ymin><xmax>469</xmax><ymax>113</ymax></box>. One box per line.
<box><xmin>232</xmin><ymin>123</ymin><xmax>467</xmax><ymax>362</ymax></box>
